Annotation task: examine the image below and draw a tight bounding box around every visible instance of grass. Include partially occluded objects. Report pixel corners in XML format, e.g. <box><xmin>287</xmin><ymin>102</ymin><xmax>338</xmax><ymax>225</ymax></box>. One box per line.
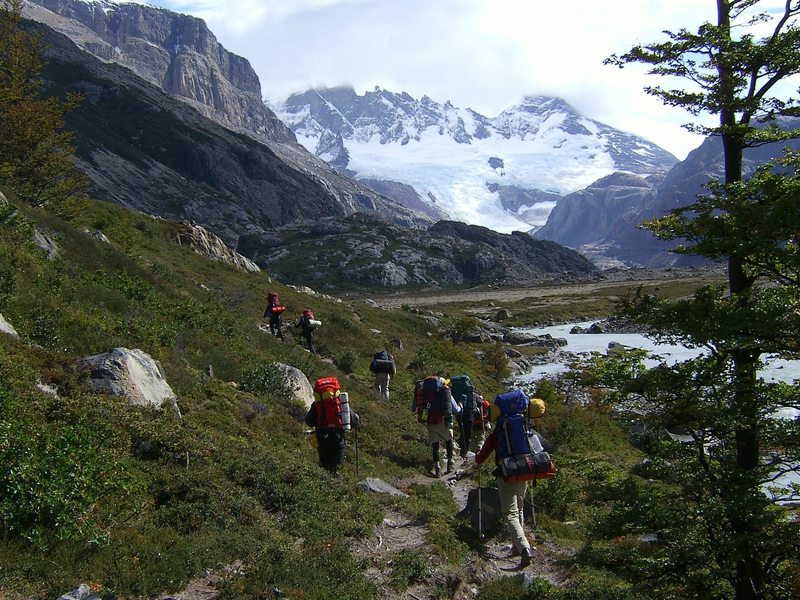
<box><xmin>0</xmin><ymin>190</ymin><xmax>681</xmax><ymax>598</ymax></box>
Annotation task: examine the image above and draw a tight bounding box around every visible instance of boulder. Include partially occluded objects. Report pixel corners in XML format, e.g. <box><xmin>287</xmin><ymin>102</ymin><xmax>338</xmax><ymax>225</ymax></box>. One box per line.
<box><xmin>0</xmin><ymin>314</ymin><xmax>20</xmax><ymax>340</ymax></box>
<box><xmin>272</xmin><ymin>362</ymin><xmax>315</xmax><ymax>409</ymax></box>
<box><xmin>78</xmin><ymin>348</ymin><xmax>179</xmax><ymax>413</ymax></box>
<box><xmin>495</xmin><ymin>308</ymin><xmax>511</xmax><ymax>321</ymax></box>
<box><xmin>175</xmin><ymin>221</ymin><xmax>260</xmax><ymax>273</ymax></box>
<box><xmin>32</xmin><ymin>228</ymin><xmax>59</xmax><ymax>260</ymax></box>
<box><xmin>458</xmin><ymin>486</ymin><xmax>502</xmax><ymax>532</ymax></box>
<box><xmin>58</xmin><ymin>584</ymin><xmax>101</xmax><ymax>600</ymax></box>
<box><xmin>357</xmin><ymin>478</ymin><xmax>409</xmax><ymax>498</ymax></box>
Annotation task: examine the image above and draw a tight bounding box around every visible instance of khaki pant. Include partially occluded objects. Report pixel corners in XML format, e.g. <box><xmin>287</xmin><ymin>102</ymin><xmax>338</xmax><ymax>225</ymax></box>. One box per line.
<box><xmin>496</xmin><ymin>476</ymin><xmax>531</xmax><ymax>554</ymax></box>
<box><xmin>427</xmin><ymin>422</ymin><xmax>453</xmax><ymax>444</ymax></box>
<box><xmin>373</xmin><ymin>372</ymin><xmax>391</xmax><ymax>400</ymax></box>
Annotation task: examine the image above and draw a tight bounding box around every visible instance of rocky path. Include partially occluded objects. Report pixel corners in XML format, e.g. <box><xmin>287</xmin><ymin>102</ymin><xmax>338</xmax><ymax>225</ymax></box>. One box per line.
<box><xmin>351</xmin><ymin>457</ymin><xmax>574</xmax><ymax>599</ymax></box>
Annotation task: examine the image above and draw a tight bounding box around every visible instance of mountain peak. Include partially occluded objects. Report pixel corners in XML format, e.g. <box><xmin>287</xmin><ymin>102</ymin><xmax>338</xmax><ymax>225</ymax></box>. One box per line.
<box><xmin>274</xmin><ymin>87</ymin><xmax>679</xmax><ymax>232</ymax></box>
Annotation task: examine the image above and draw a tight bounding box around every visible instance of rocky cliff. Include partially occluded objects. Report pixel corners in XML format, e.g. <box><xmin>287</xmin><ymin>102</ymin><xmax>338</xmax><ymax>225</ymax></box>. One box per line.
<box><xmin>24</xmin><ymin>0</ymin><xmax>425</xmax><ymax>230</ymax></box>
<box><xmin>25</xmin><ymin>0</ymin><xmax>296</xmax><ymax>143</ymax></box>
<box><xmin>28</xmin><ymin>20</ymin><xmax>427</xmax><ymax>249</ymax></box>
<box><xmin>535</xmin><ymin>121</ymin><xmax>800</xmax><ymax>267</ymax></box>
<box><xmin>236</xmin><ymin>214</ymin><xmax>599</xmax><ymax>290</ymax></box>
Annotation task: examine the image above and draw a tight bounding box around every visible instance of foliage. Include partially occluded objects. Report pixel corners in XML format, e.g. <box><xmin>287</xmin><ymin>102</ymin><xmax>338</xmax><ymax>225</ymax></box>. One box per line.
<box><xmin>481</xmin><ymin>341</ymin><xmax>511</xmax><ymax>382</ymax></box>
<box><xmin>388</xmin><ymin>548</ymin><xmax>433</xmax><ymax>589</ymax></box>
<box><xmin>0</xmin><ymin>0</ymin><xmax>87</xmax><ymax>207</ymax></box>
<box><xmin>602</xmin><ymin>3</ymin><xmax>800</xmax><ymax>598</ymax></box>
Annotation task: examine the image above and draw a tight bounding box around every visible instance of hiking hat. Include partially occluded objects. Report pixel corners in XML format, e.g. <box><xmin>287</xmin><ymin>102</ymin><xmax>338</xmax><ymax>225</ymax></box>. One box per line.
<box><xmin>529</xmin><ymin>398</ymin><xmax>546</xmax><ymax>418</ymax></box>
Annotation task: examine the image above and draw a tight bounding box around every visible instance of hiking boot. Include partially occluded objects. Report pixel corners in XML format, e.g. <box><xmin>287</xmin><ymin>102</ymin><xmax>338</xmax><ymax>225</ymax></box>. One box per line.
<box><xmin>446</xmin><ymin>460</ymin><xmax>454</xmax><ymax>474</ymax></box>
<box><xmin>519</xmin><ymin>547</ymin><xmax>532</xmax><ymax>568</ymax></box>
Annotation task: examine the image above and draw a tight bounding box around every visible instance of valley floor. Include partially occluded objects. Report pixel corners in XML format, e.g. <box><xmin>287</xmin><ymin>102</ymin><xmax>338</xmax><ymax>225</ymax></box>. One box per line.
<box><xmin>371</xmin><ymin>267</ymin><xmax>724</xmax><ymax>309</ymax></box>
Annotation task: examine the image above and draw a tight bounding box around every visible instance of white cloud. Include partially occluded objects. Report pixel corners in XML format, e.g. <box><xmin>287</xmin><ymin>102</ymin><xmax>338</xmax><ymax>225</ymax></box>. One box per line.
<box><xmin>143</xmin><ymin>0</ymin><xmax>799</xmax><ymax>160</ymax></box>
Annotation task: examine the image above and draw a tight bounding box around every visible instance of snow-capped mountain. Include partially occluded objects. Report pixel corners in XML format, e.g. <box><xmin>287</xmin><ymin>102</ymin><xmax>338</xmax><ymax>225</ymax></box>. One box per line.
<box><xmin>274</xmin><ymin>87</ymin><xmax>679</xmax><ymax>232</ymax></box>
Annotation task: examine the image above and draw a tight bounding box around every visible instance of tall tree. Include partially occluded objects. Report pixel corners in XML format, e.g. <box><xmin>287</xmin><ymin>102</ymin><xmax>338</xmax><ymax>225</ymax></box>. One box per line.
<box><xmin>597</xmin><ymin>2</ymin><xmax>800</xmax><ymax>598</ymax></box>
<box><xmin>0</xmin><ymin>0</ymin><xmax>86</xmax><ymax>206</ymax></box>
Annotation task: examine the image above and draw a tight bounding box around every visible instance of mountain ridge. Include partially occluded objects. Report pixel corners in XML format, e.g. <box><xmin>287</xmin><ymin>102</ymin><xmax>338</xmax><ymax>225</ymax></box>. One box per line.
<box><xmin>275</xmin><ymin>85</ymin><xmax>679</xmax><ymax>231</ymax></box>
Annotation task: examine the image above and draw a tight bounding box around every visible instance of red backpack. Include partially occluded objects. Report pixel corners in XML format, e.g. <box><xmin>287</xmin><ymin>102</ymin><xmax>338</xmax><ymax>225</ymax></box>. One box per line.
<box><xmin>266</xmin><ymin>292</ymin><xmax>286</xmax><ymax>315</ymax></box>
<box><xmin>415</xmin><ymin>376</ymin><xmax>450</xmax><ymax>424</ymax></box>
<box><xmin>313</xmin><ymin>377</ymin><xmax>346</xmax><ymax>429</ymax></box>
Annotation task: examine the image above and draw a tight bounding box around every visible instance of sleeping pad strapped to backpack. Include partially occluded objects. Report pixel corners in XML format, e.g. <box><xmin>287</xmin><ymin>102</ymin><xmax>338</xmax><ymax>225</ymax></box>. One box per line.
<box><xmin>313</xmin><ymin>377</ymin><xmax>350</xmax><ymax>431</ymax></box>
<box><xmin>494</xmin><ymin>389</ymin><xmax>556</xmax><ymax>481</ymax></box>
<box><xmin>370</xmin><ymin>350</ymin><xmax>396</xmax><ymax>374</ymax></box>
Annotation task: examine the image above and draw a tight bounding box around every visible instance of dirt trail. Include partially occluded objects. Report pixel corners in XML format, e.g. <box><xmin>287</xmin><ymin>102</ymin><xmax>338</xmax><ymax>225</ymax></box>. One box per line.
<box><xmin>351</xmin><ymin>457</ymin><xmax>574</xmax><ymax>599</ymax></box>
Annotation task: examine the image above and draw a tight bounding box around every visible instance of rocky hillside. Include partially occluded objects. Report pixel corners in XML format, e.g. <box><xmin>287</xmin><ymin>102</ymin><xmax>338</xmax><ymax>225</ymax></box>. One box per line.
<box><xmin>535</xmin><ymin>119</ymin><xmax>800</xmax><ymax>267</ymax></box>
<box><xmin>24</xmin><ymin>0</ymin><xmax>427</xmax><ymax>231</ymax></box>
<box><xmin>236</xmin><ymin>213</ymin><xmax>599</xmax><ymax>290</ymax></box>
<box><xmin>25</xmin><ymin>0</ymin><xmax>295</xmax><ymax>143</ymax></box>
<box><xmin>275</xmin><ymin>86</ymin><xmax>679</xmax><ymax>231</ymax></box>
<box><xmin>27</xmin><ymin>20</ymin><xmax>428</xmax><ymax>249</ymax></box>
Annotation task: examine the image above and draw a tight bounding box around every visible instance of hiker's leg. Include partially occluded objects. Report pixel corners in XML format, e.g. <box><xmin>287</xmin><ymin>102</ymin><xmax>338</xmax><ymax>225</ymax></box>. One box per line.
<box><xmin>445</xmin><ymin>438</ymin><xmax>455</xmax><ymax>473</ymax></box>
<box><xmin>497</xmin><ymin>477</ymin><xmax>531</xmax><ymax>555</ymax></box>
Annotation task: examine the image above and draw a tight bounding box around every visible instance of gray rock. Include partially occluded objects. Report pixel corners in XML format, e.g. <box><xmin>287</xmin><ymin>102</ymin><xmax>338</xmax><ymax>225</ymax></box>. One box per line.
<box><xmin>495</xmin><ymin>308</ymin><xmax>511</xmax><ymax>321</ymax></box>
<box><xmin>175</xmin><ymin>221</ymin><xmax>260</xmax><ymax>272</ymax></box>
<box><xmin>357</xmin><ymin>477</ymin><xmax>409</xmax><ymax>497</ymax></box>
<box><xmin>0</xmin><ymin>314</ymin><xmax>20</xmax><ymax>339</ymax></box>
<box><xmin>505</xmin><ymin>348</ymin><xmax>524</xmax><ymax>359</ymax></box>
<box><xmin>32</xmin><ymin>228</ymin><xmax>59</xmax><ymax>260</ymax></box>
<box><xmin>78</xmin><ymin>348</ymin><xmax>179</xmax><ymax>413</ymax></box>
<box><xmin>272</xmin><ymin>363</ymin><xmax>314</xmax><ymax>410</ymax></box>
<box><xmin>59</xmin><ymin>583</ymin><xmax>101</xmax><ymax>600</ymax></box>
<box><xmin>458</xmin><ymin>486</ymin><xmax>502</xmax><ymax>532</ymax></box>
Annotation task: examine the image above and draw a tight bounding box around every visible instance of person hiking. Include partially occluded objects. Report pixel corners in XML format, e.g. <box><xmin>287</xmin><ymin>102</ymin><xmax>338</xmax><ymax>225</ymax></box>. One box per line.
<box><xmin>414</xmin><ymin>376</ymin><xmax>462</xmax><ymax>477</ymax></box>
<box><xmin>369</xmin><ymin>350</ymin><xmax>396</xmax><ymax>401</ymax></box>
<box><xmin>305</xmin><ymin>376</ymin><xmax>359</xmax><ymax>475</ymax></box>
<box><xmin>475</xmin><ymin>390</ymin><xmax>547</xmax><ymax>569</ymax></box>
<box><xmin>469</xmin><ymin>394</ymin><xmax>491</xmax><ymax>454</ymax></box>
<box><xmin>450</xmin><ymin>374</ymin><xmax>481</xmax><ymax>458</ymax></box>
<box><xmin>294</xmin><ymin>309</ymin><xmax>320</xmax><ymax>353</ymax></box>
<box><xmin>263</xmin><ymin>291</ymin><xmax>286</xmax><ymax>340</ymax></box>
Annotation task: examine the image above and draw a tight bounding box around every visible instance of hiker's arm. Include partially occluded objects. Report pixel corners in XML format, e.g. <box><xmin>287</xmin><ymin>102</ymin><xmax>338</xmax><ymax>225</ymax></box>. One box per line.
<box><xmin>304</xmin><ymin>404</ymin><xmax>317</xmax><ymax>428</ymax></box>
<box><xmin>475</xmin><ymin>432</ymin><xmax>496</xmax><ymax>464</ymax></box>
<box><xmin>351</xmin><ymin>410</ymin><xmax>360</xmax><ymax>428</ymax></box>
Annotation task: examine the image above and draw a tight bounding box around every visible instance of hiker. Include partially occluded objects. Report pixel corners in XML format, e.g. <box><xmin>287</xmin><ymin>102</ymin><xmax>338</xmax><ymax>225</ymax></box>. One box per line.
<box><xmin>449</xmin><ymin>374</ymin><xmax>482</xmax><ymax>458</ymax></box>
<box><xmin>469</xmin><ymin>394</ymin><xmax>491</xmax><ymax>453</ymax></box>
<box><xmin>263</xmin><ymin>291</ymin><xmax>286</xmax><ymax>339</ymax></box>
<box><xmin>369</xmin><ymin>350</ymin><xmax>396</xmax><ymax>400</ymax></box>
<box><xmin>295</xmin><ymin>309</ymin><xmax>320</xmax><ymax>353</ymax></box>
<box><xmin>414</xmin><ymin>376</ymin><xmax>462</xmax><ymax>477</ymax></box>
<box><xmin>475</xmin><ymin>390</ymin><xmax>548</xmax><ymax>568</ymax></box>
<box><xmin>305</xmin><ymin>376</ymin><xmax>360</xmax><ymax>475</ymax></box>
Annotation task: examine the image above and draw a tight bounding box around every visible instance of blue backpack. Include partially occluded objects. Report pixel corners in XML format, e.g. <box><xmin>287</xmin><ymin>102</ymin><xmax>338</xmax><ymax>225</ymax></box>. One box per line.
<box><xmin>495</xmin><ymin>389</ymin><xmax>528</xmax><ymax>415</ymax></box>
<box><xmin>497</xmin><ymin>413</ymin><xmax>533</xmax><ymax>459</ymax></box>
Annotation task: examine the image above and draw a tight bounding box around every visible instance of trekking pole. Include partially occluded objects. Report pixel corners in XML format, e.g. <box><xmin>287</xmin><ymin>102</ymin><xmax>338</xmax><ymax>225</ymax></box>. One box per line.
<box><xmin>354</xmin><ymin>426</ymin><xmax>360</xmax><ymax>479</ymax></box>
<box><xmin>477</xmin><ymin>400</ymin><xmax>487</xmax><ymax>540</ymax></box>
<box><xmin>477</xmin><ymin>461</ymin><xmax>483</xmax><ymax>540</ymax></box>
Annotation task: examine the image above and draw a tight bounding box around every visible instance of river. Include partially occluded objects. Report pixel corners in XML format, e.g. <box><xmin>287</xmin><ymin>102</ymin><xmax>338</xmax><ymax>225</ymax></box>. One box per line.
<box><xmin>515</xmin><ymin>320</ymin><xmax>799</xmax><ymax>504</ymax></box>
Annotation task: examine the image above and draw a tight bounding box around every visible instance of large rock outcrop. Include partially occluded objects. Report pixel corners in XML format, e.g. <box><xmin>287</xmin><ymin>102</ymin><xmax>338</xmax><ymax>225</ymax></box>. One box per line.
<box><xmin>23</xmin><ymin>2</ymin><xmax>432</xmax><ymax>240</ymax></box>
<box><xmin>24</xmin><ymin>0</ymin><xmax>295</xmax><ymax>144</ymax></box>
<box><xmin>238</xmin><ymin>213</ymin><xmax>599</xmax><ymax>290</ymax></box>
<box><xmin>535</xmin><ymin>118</ymin><xmax>800</xmax><ymax>267</ymax></box>
<box><xmin>19</xmin><ymin>20</ymin><xmax>428</xmax><ymax>250</ymax></box>
<box><xmin>78</xmin><ymin>347</ymin><xmax>179</xmax><ymax>413</ymax></box>
<box><xmin>174</xmin><ymin>222</ymin><xmax>260</xmax><ymax>273</ymax></box>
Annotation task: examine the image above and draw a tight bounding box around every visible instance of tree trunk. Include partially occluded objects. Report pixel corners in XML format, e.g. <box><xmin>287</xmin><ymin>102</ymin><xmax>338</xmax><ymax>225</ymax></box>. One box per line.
<box><xmin>717</xmin><ymin>2</ymin><xmax>764</xmax><ymax>596</ymax></box>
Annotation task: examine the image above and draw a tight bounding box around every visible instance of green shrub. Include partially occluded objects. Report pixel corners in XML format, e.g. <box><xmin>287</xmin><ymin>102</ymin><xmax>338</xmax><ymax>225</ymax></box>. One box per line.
<box><xmin>336</xmin><ymin>348</ymin><xmax>358</xmax><ymax>374</ymax></box>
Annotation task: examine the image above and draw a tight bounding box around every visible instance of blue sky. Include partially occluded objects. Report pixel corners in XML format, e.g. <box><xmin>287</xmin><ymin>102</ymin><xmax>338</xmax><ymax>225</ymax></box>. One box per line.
<box><xmin>131</xmin><ymin>0</ymin><xmax>799</xmax><ymax>160</ymax></box>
